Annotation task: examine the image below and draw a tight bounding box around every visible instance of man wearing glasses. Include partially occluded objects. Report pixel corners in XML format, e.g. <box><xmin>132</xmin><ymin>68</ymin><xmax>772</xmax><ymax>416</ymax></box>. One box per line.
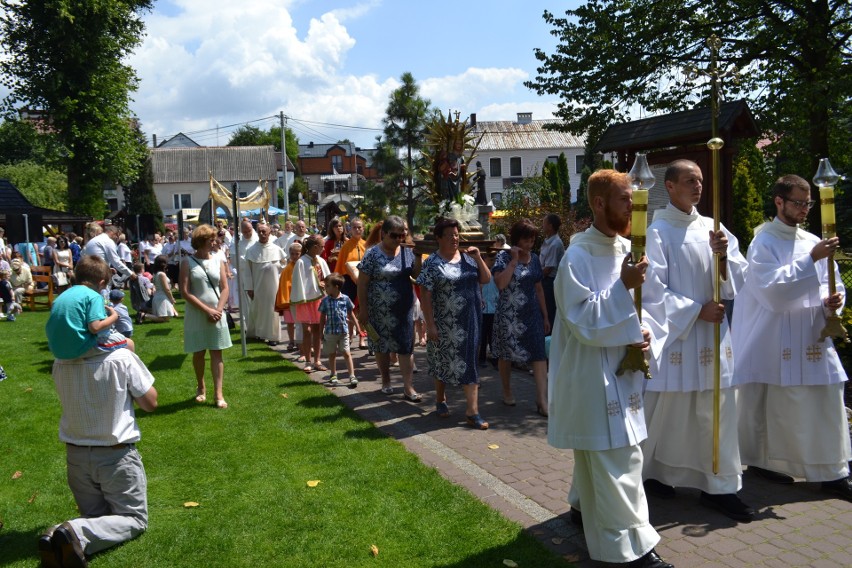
<box><xmin>733</xmin><ymin>174</ymin><xmax>852</xmax><ymax>501</ymax></box>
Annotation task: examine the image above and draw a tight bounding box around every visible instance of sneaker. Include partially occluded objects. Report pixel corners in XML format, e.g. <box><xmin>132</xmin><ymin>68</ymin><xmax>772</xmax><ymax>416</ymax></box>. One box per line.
<box><xmin>699</xmin><ymin>491</ymin><xmax>755</xmax><ymax>522</ymax></box>
<box><xmin>328</xmin><ymin>375</ymin><xmax>339</xmax><ymax>385</ymax></box>
<box><xmin>7</xmin><ymin>314</ymin><xmax>15</xmax><ymax>322</ymax></box>
<box><xmin>348</xmin><ymin>376</ymin><xmax>358</xmax><ymax>387</ymax></box>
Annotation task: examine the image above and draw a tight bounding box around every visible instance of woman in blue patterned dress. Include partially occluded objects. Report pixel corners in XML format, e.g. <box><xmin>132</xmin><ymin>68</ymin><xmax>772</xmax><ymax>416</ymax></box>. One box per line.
<box><xmin>492</xmin><ymin>219</ymin><xmax>550</xmax><ymax>416</ymax></box>
<box><xmin>357</xmin><ymin>216</ymin><xmax>422</xmax><ymax>401</ymax></box>
<box><xmin>418</xmin><ymin>218</ymin><xmax>491</xmax><ymax>429</ymax></box>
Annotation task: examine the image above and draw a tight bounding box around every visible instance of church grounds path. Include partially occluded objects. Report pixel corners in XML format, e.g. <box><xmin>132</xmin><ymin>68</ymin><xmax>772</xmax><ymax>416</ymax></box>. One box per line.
<box><xmin>270</xmin><ymin>341</ymin><xmax>852</xmax><ymax>567</ymax></box>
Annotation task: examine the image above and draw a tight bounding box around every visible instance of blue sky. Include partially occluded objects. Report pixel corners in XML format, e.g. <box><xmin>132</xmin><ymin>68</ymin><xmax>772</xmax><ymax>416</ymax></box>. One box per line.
<box><xmin>130</xmin><ymin>0</ymin><xmax>584</xmax><ymax>148</ymax></box>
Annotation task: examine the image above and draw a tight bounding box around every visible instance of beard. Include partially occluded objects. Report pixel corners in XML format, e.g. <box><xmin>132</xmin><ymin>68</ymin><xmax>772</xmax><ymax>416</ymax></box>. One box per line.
<box><xmin>605</xmin><ymin>204</ymin><xmax>630</xmax><ymax>236</ymax></box>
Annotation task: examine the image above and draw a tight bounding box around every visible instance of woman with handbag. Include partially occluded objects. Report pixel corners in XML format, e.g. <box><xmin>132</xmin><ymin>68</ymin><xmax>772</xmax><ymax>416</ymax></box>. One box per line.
<box><xmin>52</xmin><ymin>235</ymin><xmax>74</xmax><ymax>291</ymax></box>
<box><xmin>179</xmin><ymin>224</ymin><xmax>233</xmax><ymax>409</ymax></box>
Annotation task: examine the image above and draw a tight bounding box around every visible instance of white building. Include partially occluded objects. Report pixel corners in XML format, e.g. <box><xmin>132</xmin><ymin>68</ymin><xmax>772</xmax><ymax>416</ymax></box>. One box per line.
<box><xmin>471</xmin><ymin>112</ymin><xmax>586</xmax><ymax>206</ymax></box>
<box><xmin>151</xmin><ymin>145</ymin><xmax>278</xmax><ymax>218</ymax></box>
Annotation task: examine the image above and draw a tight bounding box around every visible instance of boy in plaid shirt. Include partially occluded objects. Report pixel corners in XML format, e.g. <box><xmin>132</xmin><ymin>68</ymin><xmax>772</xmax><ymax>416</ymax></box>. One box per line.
<box><xmin>318</xmin><ymin>273</ymin><xmax>357</xmax><ymax>386</ymax></box>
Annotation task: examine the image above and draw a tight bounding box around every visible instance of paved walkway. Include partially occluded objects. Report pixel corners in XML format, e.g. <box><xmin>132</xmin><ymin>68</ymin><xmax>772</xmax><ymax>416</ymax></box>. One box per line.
<box><xmin>271</xmin><ymin>341</ymin><xmax>852</xmax><ymax>567</ymax></box>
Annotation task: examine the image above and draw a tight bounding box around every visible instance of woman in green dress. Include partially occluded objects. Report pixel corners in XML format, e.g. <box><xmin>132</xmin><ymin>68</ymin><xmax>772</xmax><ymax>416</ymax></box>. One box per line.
<box><xmin>180</xmin><ymin>224</ymin><xmax>233</xmax><ymax>409</ymax></box>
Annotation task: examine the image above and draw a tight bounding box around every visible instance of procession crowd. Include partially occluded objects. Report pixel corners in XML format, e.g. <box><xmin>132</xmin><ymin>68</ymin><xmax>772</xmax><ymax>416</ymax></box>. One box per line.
<box><xmin>14</xmin><ymin>160</ymin><xmax>851</xmax><ymax>568</ymax></box>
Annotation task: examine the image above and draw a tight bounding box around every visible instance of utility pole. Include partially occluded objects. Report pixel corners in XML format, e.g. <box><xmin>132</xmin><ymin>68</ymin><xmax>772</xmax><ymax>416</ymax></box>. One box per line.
<box><xmin>280</xmin><ymin>112</ymin><xmax>290</xmax><ymax>222</ymax></box>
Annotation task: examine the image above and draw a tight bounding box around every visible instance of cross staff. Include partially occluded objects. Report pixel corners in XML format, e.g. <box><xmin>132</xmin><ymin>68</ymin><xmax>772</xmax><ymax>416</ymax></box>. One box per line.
<box><xmin>685</xmin><ymin>35</ymin><xmax>737</xmax><ymax>475</ymax></box>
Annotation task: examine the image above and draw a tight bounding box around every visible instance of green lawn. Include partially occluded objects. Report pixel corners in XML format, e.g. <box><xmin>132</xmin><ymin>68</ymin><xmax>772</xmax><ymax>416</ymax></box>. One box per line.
<box><xmin>0</xmin><ymin>299</ymin><xmax>572</xmax><ymax>567</ymax></box>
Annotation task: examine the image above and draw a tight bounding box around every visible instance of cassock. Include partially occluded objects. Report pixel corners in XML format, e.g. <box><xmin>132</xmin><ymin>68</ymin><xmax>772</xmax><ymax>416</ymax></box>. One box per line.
<box><xmin>548</xmin><ymin>226</ymin><xmax>661</xmax><ymax>564</ymax></box>
<box><xmin>733</xmin><ymin>218</ymin><xmax>850</xmax><ymax>481</ymax></box>
<box><xmin>245</xmin><ymin>240</ymin><xmax>286</xmax><ymax>341</ymax></box>
<box><xmin>642</xmin><ymin>204</ymin><xmax>748</xmax><ymax>493</ymax></box>
<box><xmin>230</xmin><ymin>231</ymin><xmax>257</xmax><ymax>317</ymax></box>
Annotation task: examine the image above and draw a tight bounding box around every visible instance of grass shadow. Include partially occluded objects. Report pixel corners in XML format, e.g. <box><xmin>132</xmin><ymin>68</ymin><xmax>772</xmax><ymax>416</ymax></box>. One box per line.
<box><xmin>136</xmin><ymin>397</ymin><xmax>197</xmax><ymax>418</ymax></box>
<box><xmin>0</xmin><ymin>527</ymin><xmax>47</xmax><ymax>565</ymax></box>
<box><xmin>142</xmin><ymin>328</ymin><xmax>173</xmax><ymax>337</ymax></box>
<box><xmin>146</xmin><ymin>353</ymin><xmax>188</xmax><ymax>372</ymax></box>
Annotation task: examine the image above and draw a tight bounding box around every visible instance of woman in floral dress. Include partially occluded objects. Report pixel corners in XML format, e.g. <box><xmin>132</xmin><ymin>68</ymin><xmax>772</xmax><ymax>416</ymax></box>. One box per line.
<box><xmin>357</xmin><ymin>215</ymin><xmax>421</xmax><ymax>401</ymax></box>
<box><xmin>417</xmin><ymin>218</ymin><xmax>491</xmax><ymax>429</ymax></box>
<box><xmin>492</xmin><ymin>219</ymin><xmax>550</xmax><ymax>416</ymax></box>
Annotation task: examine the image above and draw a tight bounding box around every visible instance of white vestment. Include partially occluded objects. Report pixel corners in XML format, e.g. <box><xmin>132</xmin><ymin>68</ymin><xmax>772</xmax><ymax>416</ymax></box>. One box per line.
<box><xmin>642</xmin><ymin>204</ymin><xmax>748</xmax><ymax>492</ymax></box>
<box><xmin>733</xmin><ymin>218</ymin><xmax>850</xmax><ymax>481</ymax></box>
<box><xmin>548</xmin><ymin>226</ymin><xmax>661</xmax><ymax>563</ymax></box>
<box><xmin>230</xmin><ymin>232</ymin><xmax>258</xmax><ymax>315</ymax></box>
<box><xmin>245</xmin><ymin>241</ymin><xmax>286</xmax><ymax>341</ymax></box>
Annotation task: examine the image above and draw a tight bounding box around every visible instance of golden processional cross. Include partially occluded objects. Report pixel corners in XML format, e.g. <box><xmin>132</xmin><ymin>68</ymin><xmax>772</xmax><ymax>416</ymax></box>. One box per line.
<box><xmin>685</xmin><ymin>35</ymin><xmax>738</xmax><ymax>475</ymax></box>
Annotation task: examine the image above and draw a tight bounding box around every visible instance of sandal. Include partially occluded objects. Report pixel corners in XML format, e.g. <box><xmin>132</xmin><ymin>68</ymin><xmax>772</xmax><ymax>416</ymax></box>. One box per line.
<box><xmin>194</xmin><ymin>389</ymin><xmax>206</xmax><ymax>403</ymax></box>
<box><xmin>295</xmin><ymin>355</ymin><xmax>306</xmax><ymax>363</ymax></box>
<box><xmin>403</xmin><ymin>392</ymin><xmax>423</xmax><ymax>403</ymax></box>
<box><xmin>466</xmin><ymin>414</ymin><xmax>489</xmax><ymax>430</ymax></box>
<box><xmin>215</xmin><ymin>399</ymin><xmax>228</xmax><ymax>409</ymax></box>
<box><xmin>436</xmin><ymin>401</ymin><xmax>450</xmax><ymax>417</ymax></box>
<box><xmin>303</xmin><ymin>365</ymin><xmax>313</xmax><ymax>373</ymax></box>
<box><xmin>314</xmin><ymin>364</ymin><xmax>329</xmax><ymax>372</ymax></box>
<box><xmin>380</xmin><ymin>385</ymin><xmax>394</xmax><ymax>395</ymax></box>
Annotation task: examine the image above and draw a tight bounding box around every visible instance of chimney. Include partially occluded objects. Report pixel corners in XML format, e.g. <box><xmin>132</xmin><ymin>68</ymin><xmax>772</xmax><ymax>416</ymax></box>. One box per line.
<box><xmin>470</xmin><ymin>113</ymin><xmax>477</xmax><ymax>127</ymax></box>
<box><xmin>309</xmin><ymin>141</ymin><xmax>314</xmax><ymax>148</ymax></box>
<box><xmin>152</xmin><ymin>134</ymin><xmax>157</xmax><ymax>147</ymax></box>
<box><xmin>517</xmin><ymin>112</ymin><xmax>532</xmax><ymax>124</ymax></box>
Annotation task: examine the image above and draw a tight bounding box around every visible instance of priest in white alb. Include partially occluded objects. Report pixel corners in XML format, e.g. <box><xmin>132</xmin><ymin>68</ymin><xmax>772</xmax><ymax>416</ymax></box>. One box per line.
<box><xmin>245</xmin><ymin>222</ymin><xmax>287</xmax><ymax>345</ymax></box>
<box><xmin>733</xmin><ymin>174</ymin><xmax>852</xmax><ymax>501</ymax></box>
<box><xmin>548</xmin><ymin>170</ymin><xmax>672</xmax><ymax>568</ymax></box>
<box><xmin>641</xmin><ymin>159</ymin><xmax>754</xmax><ymax>522</ymax></box>
<box><xmin>230</xmin><ymin>219</ymin><xmax>258</xmax><ymax>321</ymax></box>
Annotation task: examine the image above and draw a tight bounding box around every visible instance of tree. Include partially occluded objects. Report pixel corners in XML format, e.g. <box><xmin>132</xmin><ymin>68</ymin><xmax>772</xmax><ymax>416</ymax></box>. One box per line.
<box><xmin>228</xmin><ymin>124</ymin><xmax>300</xmax><ymax>177</ymax></box>
<box><xmin>1</xmin><ymin>0</ymin><xmax>154</xmax><ymax>218</ymax></box>
<box><xmin>0</xmin><ymin>118</ymin><xmax>64</xmax><ymax>168</ymax></box>
<box><xmin>123</xmin><ymin>125</ymin><xmax>163</xmax><ymax>234</ymax></box>
<box><xmin>382</xmin><ymin>72</ymin><xmax>433</xmax><ymax>228</ymax></box>
<box><xmin>525</xmin><ymin>1</ymin><xmax>851</xmax><ymax>202</ymax></box>
<box><xmin>0</xmin><ymin>161</ymin><xmax>68</xmax><ymax>210</ymax></box>
<box><xmin>731</xmin><ymin>143</ymin><xmax>768</xmax><ymax>252</ymax></box>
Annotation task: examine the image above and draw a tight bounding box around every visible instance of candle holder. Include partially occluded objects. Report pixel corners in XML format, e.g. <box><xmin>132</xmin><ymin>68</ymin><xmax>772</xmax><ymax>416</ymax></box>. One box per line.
<box><xmin>814</xmin><ymin>158</ymin><xmax>849</xmax><ymax>343</ymax></box>
<box><xmin>617</xmin><ymin>154</ymin><xmax>653</xmax><ymax>380</ymax></box>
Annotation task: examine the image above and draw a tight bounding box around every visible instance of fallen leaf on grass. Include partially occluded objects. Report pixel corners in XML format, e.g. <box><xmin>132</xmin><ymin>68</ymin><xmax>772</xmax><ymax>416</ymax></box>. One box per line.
<box><xmin>551</xmin><ymin>537</ymin><xmax>563</xmax><ymax>545</ymax></box>
<box><xmin>183</xmin><ymin>502</ymin><xmax>200</xmax><ymax>508</ymax></box>
<box><xmin>503</xmin><ymin>560</ymin><xmax>518</xmax><ymax>567</ymax></box>
<box><xmin>280</xmin><ymin>393</ymin><xmax>289</xmax><ymax>398</ymax></box>
<box><xmin>370</xmin><ymin>544</ymin><xmax>379</xmax><ymax>557</ymax></box>
<box><xmin>24</xmin><ymin>387</ymin><xmax>32</xmax><ymax>392</ymax></box>
<box><xmin>28</xmin><ymin>493</ymin><xmax>37</xmax><ymax>503</ymax></box>
<box><xmin>11</xmin><ymin>471</ymin><xmax>22</xmax><ymax>480</ymax></box>
<box><xmin>306</xmin><ymin>480</ymin><xmax>321</xmax><ymax>487</ymax></box>
<box><xmin>488</xmin><ymin>444</ymin><xmax>500</xmax><ymax>450</ymax></box>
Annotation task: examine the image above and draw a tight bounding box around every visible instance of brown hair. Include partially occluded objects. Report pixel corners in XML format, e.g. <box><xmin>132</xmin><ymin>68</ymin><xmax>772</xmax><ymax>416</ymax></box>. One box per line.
<box><xmin>772</xmin><ymin>174</ymin><xmax>810</xmax><ymax>199</ymax></box>
<box><xmin>75</xmin><ymin>255</ymin><xmax>110</xmax><ymax>286</ymax></box>
<box><xmin>325</xmin><ymin>272</ymin><xmax>345</xmax><ymax>288</ymax></box>
<box><xmin>509</xmin><ymin>219</ymin><xmax>539</xmax><ymax>246</ymax></box>
<box><xmin>433</xmin><ymin>217</ymin><xmax>461</xmax><ymax>239</ymax></box>
<box><xmin>191</xmin><ymin>224</ymin><xmax>217</xmax><ymax>250</ymax></box>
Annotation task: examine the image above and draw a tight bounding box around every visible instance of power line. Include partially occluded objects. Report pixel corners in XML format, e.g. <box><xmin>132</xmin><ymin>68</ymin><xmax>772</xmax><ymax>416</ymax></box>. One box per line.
<box><xmin>157</xmin><ymin>113</ymin><xmax>383</xmax><ymax>146</ymax></box>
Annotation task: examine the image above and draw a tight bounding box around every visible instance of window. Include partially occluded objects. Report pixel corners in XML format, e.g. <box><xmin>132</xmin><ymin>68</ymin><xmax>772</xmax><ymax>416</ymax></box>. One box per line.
<box><xmin>510</xmin><ymin>157</ymin><xmax>522</xmax><ymax>177</ymax></box>
<box><xmin>489</xmin><ymin>158</ymin><xmax>502</xmax><ymax>178</ymax></box>
<box><xmin>172</xmin><ymin>193</ymin><xmax>192</xmax><ymax>209</ymax></box>
<box><xmin>575</xmin><ymin>155</ymin><xmax>585</xmax><ymax>174</ymax></box>
<box><xmin>331</xmin><ymin>155</ymin><xmax>343</xmax><ymax>172</ymax></box>
<box><xmin>546</xmin><ymin>155</ymin><xmax>559</xmax><ymax>165</ymax></box>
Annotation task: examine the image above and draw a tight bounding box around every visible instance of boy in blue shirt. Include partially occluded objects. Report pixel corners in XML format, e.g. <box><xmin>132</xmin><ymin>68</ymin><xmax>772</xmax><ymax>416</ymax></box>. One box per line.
<box><xmin>46</xmin><ymin>255</ymin><xmax>134</xmax><ymax>359</ymax></box>
<box><xmin>109</xmin><ymin>289</ymin><xmax>134</xmax><ymax>338</ymax></box>
<box><xmin>318</xmin><ymin>273</ymin><xmax>356</xmax><ymax>386</ymax></box>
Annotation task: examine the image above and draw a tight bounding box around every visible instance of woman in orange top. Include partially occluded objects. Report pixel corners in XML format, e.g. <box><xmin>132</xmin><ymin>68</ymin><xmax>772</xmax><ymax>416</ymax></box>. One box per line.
<box><xmin>275</xmin><ymin>242</ymin><xmax>302</xmax><ymax>352</ymax></box>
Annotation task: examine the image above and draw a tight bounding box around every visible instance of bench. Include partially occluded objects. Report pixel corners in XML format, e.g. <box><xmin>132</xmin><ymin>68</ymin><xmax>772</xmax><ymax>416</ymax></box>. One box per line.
<box><xmin>25</xmin><ymin>265</ymin><xmax>54</xmax><ymax>310</ymax></box>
